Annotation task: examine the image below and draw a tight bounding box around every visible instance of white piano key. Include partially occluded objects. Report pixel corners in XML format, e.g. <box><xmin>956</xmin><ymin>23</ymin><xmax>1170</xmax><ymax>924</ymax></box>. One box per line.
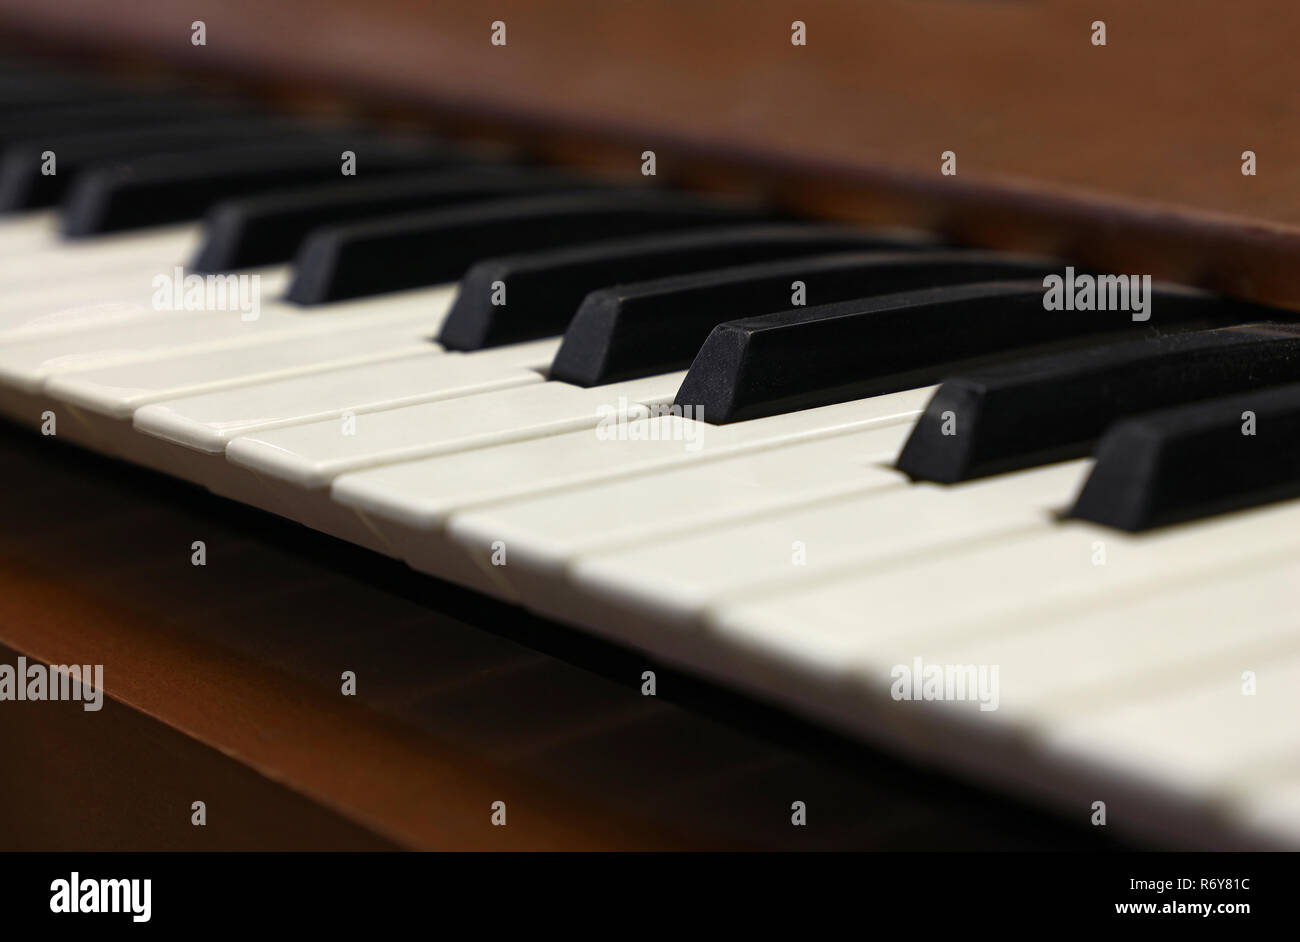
<box><xmin>565</xmin><ymin>461</ymin><xmax>1087</xmax><ymax>642</ymax></box>
<box><xmin>0</xmin><ymin>294</ymin><xmax>175</xmax><ymax>343</ymax></box>
<box><xmin>0</xmin><ymin>267</ymin><xmax>293</xmax><ymax>349</ymax></box>
<box><xmin>133</xmin><ymin>338</ymin><xmax>557</xmax><ymax>451</ymax></box>
<box><xmin>0</xmin><ymin>224</ymin><xmax>221</xmax><ymax>333</ymax></box>
<box><xmin>227</xmin><ymin>371</ymin><xmax>688</xmax><ymax>489</ymax></box>
<box><xmin>0</xmin><ymin>276</ymin><xmax>445</xmax><ymax>395</ymax></box>
<box><xmin>211</xmin><ymin>373</ymin><xmax>684</xmax><ymax>594</ymax></box>
<box><xmin>0</xmin><ymin>265</ymin><xmax>219</xmax><ymax>337</ymax></box>
<box><xmin>1232</xmin><ymin>780</ymin><xmax>1300</xmax><ymax>848</ymax></box>
<box><xmin>708</xmin><ymin>499</ymin><xmax>1300</xmax><ymax>688</ymax></box>
<box><xmin>332</xmin><ymin>389</ymin><xmax>931</xmax><ymax>586</ymax></box>
<box><xmin>1</xmin><ymin>223</ymin><xmax>201</xmax><ymax>282</ymax></box>
<box><xmin>0</xmin><ymin>224</ymin><xmax>208</xmax><ymax>343</ymax></box>
<box><xmin>1041</xmin><ymin>655</ymin><xmax>1300</xmax><ymax>805</ymax></box>
<box><xmin>4</xmin><ymin>233</ymin><xmax>199</xmax><ymax>277</ymax></box>
<box><xmin>695</xmin><ymin>502</ymin><xmax>1300</xmax><ymax>849</ymax></box>
<box><xmin>49</xmin><ymin>285</ymin><xmax>466</xmax><ymax>421</ymax></box>
<box><xmin>334</xmin><ymin>388</ymin><xmax>932</xmax><ymax>531</ymax></box>
<box><xmin>891</xmin><ymin>555</ymin><xmax>1300</xmax><ymax>726</ymax></box>
<box><xmin>0</xmin><ymin>211</ymin><xmax>58</xmax><ymax>254</ymax></box>
<box><xmin>446</xmin><ymin>422</ymin><xmax>917</xmax><ymax>617</ymax></box>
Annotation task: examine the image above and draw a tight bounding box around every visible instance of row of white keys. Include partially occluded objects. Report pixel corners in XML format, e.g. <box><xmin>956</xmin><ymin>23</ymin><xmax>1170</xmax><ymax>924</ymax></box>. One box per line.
<box><xmin>2</xmin><ymin>222</ymin><xmax>201</xmax><ymax>283</ymax></box>
<box><xmin>563</xmin><ymin>460</ymin><xmax>1087</xmax><ymax>641</ymax></box>
<box><xmin>0</xmin><ymin>223</ymin><xmax>210</xmax><ymax>340</ymax></box>
<box><xmin>0</xmin><ymin>267</ymin><xmax>244</xmax><ymax>342</ymax></box>
<box><xmin>447</xmin><ymin>422</ymin><xmax>920</xmax><ymax>617</ymax></box>
<box><xmin>0</xmin><ymin>272</ymin><xmax>469</xmax><ymax>396</ymax></box>
<box><xmin>0</xmin><ymin>217</ymin><xmax>594</xmax><ymax>551</ymax></box>
<box><xmin>895</xmin><ymin>553</ymin><xmax>1300</xmax><ymax>838</ymax></box>
<box><xmin>332</xmin><ymin>389</ymin><xmax>932</xmax><ymax>588</ymax></box>
<box><xmin>705</xmin><ymin>500</ymin><xmax>1300</xmax><ymax>845</ymax></box>
<box><xmin>0</xmin><ymin>266</ymin><xmax>292</xmax><ymax>353</ymax></box>
<box><xmin>10</xmin><ymin>289</ymin><xmax>486</xmax><ymax>503</ymax></box>
<box><xmin>133</xmin><ymin>336</ymin><xmax>559</xmax><ymax>451</ymax></box>
<box><xmin>0</xmin><ymin>212</ymin><xmax>59</xmax><ymax>254</ymax></box>
<box><xmin>87</xmin><ymin>333</ymin><xmax>557</xmax><ymax>557</ymax></box>
<box><xmin>919</xmin><ymin>554</ymin><xmax>1300</xmax><ymax>728</ymax></box>
<box><xmin>328</xmin><ymin>385</ymin><xmax>1295</xmax><ymax>842</ymax></box>
<box><xmin>49</xmin><ymin>285</ymin><xmax>469</xmax><ymax>423</ymax></box>
<box><xmin>154</xmin><ymin>372</ymin><xmax>687</xmax><ymax>579</ymax></box>
<box><xmin>1043</xmin><ymin>650</ymin><xmax>1300</xmax><ymax>847</ymax></box>
<box><xmin>711</xmin><ymin>500</ymin><xmax>1300</xmax><ymax>667</ymax></box>
<box><xmin>459</xmin><ymin>407</ymin><xmax>1297</xmax><ymax>842</ymax></box>
<box><xmin>225</xmin><ymin>370</ymin><xmax>689</xmax><ymax>488</ymax></box>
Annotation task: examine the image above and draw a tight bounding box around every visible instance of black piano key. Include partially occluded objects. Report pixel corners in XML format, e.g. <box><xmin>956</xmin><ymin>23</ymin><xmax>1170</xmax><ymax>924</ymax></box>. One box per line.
<box><xmin>1069</xmin><ymin>383</ymin><xmax>1300</xmax><ymax>531</ymax></box>
<box><xmin>675</xmin><ymin>281</ymin><xmax>1254</xmax><ymax>424</ymax></box>
<box><xmin>551</xmin><ymin>250</ymin><xmax>1062</xmax><ymax>386</ymax></box>
<box><xmin>192</xmin><ymin>168</ymin><xmax>591</xmax><ymax>272</ymax></box>
<box><xmin>897</xmin><ymin>323</ymin><xmax>1300</xmax><ymax>483</ymax></box>
<box><xmin>61</xmin><ymin>138</ymin><xmax>455</xmax><ymax>236</ymax></box>
<box><xmin>285</xmin><ymin>192</ymin><xmax>763</xmax><ymax>305</ymax></box>
<box><xmin>0</xmin><ymin>119</ymin><xmax>327</xmax><ymax>211</ymax></box>
<box><xmin>437</xmin><ymin>224</ymin><xmax>930</xmax><ymax>351</ymax></box>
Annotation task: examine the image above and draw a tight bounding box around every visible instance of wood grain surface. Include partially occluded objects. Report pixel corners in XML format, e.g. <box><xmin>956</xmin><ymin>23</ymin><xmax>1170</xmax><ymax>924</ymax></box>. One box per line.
<box><xmin>1</xmin><ymin>0</ymin><xmax>1297</xmax><ymax>308</ymax></box>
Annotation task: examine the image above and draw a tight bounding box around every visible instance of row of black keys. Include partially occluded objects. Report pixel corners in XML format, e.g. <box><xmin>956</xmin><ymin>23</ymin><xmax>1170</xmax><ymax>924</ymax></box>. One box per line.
<box><xmin>5</xmin><ymin>60</ymin><xmax>1300</xmax><ymax>533</ymax></box>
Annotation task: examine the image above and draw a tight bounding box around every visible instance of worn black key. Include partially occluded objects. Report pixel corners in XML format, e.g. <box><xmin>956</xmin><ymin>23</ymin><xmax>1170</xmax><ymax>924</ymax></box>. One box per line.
<box><xmin>551</xmin><ymin>250</ymin><xmax>1061</xmax><ymax>386</ymax></box>
<box><xmin>1069</xmin><ymin>382</ymin><xmax>1300</xmax><ymax>531</ymax></box>
<box><xmin>0</xmin><ymin>119</ymin><xmax>326</xmax><ymax>211</ymax></box>
<box><xmin>285</xmin><ymin>192</ymin><xmax>762</xmax><ymax>305</ymax></box>
<box><xmin>897</xmin><ymin>323</ymin><xmax>1300</xmax><ymax>483</ymax></box>
<box><xmin>675</xmin><ymin>281</ymin><xmax>1253</xmax><ymax>424</ymax></box>
<box><xmin>61</xmin><ymin>137</ymin><xmax>453</xmax><ymax>236</ymax></box>
<box><xmin>191</xmin><ymin>168</ymin><xmax>588</xmax><ymax>271</ymax></box>
<box><xmin>437</xmin><ymin>224</ymin><xmax>929</xmax><ymax>351</ymax></box>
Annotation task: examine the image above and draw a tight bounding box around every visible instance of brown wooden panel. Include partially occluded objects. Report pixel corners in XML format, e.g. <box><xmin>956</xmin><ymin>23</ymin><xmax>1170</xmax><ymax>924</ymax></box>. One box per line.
<box><xmin>1</xmin><ymin>0</ymin><xmax>1297</xmax><ymax>307</ymax></box>
<box><xmin>0</xmin><ymin>642</ymin><xmax>402</xmax><ymax>851</ymax></box>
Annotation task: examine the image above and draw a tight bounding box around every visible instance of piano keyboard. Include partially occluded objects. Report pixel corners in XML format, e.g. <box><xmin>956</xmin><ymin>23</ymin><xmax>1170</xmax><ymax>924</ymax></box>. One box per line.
<box><xmin>4</xmin><ymin>59</ymin><xmax>1299</xmax><ymax>851</ymax></box>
